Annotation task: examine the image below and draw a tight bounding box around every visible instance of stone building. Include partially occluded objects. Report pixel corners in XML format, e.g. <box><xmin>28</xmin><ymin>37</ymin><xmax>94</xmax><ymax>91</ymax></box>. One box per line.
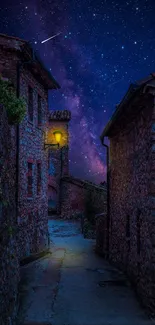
<box><xmin>0</xmin><ymin>104</ymin><xmax>19</xmax><ymax>325</ymax></box>
<box><xmin>46</xmin><ymin>110</ymin><xmax>71</xmax><ymax>213</ymax></box>
<box><xmin>99</xmin><ymin>73</ymin><xmax>155</xmax><ymax>314</ymax></box>
<box><xmin>60</xmin><ymin>175</ymin><xmax>107</xmax><ymax>219</ymax></box>
<box><xmin>0</xmin><ymin>33</ymin><xmax>60</xmax><ymax>259</ymax></box>
<box><xmin>0</xmin><ymin>33</ymin><xmax>60</xmax><ymax>323</ymax></box>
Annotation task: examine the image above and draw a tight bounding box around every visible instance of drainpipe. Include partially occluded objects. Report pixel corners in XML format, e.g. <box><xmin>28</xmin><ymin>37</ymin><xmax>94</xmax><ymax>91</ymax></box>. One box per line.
<box><xmin>15</xmin><ymin>47</ymin><xmax>36</xmax><ymax>222</ymax></box>
<box><xmin>101</xmin><ymin>137</ymin><xmax>110</xmax><ymax>259</ymax></box>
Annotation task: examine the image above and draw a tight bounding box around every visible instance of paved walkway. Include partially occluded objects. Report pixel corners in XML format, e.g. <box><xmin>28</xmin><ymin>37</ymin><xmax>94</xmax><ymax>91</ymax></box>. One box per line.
<box><xmin>17</xmin><ymin>219</ymin><xmax>155</xmax><ymax>325</ymax></box>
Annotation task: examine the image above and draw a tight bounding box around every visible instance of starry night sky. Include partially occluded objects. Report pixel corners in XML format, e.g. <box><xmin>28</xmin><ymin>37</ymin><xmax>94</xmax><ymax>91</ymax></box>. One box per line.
<box><xmin>0</xmin><ymin>0</ymin><xmax>154</xmax><ymax>184</ymax></box>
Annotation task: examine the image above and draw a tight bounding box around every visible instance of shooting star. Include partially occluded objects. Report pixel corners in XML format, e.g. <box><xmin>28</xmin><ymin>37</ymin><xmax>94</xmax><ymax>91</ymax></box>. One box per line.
<box><xmin>108</xmin><ymin>77</ymin><xmax>125</xmax><ymax>88</ymax></box>
<box><xmin>41</xmin><ymin>32</ymin><xmax>62</xmax><ymax>44</ymax></box>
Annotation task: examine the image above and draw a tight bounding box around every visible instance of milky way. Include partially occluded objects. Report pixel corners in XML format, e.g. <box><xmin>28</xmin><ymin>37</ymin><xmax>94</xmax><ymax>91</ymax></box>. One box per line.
<box><xmin>0</xmin><ymin>0</ymin><xmax>154</xmax><ymax>183</ymax></box>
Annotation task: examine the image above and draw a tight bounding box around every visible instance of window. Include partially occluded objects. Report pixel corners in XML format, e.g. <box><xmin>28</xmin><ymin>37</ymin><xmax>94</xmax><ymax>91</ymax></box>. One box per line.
<box><xmin>126</xmin><ymin>215</ymin><xmax>130</xmax><ymax>238</ymax></box>
<box><xmin>28</xmin><ymin>86</ymin><xmax>33</xmax><ymax>122</ymax></box>
<box><xmin>37</xmin><ymin>162</ymin><xmax>41</xmax><ymax>195</ymax></box>
<box><xmin>126</xmin><ymin>215</ymin><xmax>130</xmax><ymax>252</ymax></box>
<box><xmin>27</xmin><ymin>162</ymin><xmax>33</xmax><ymax>196</ymax></box>
<box><xmin>137</xmin><ymin>209</ymin><xmax>141</xmax><ymax>255</ymax></box>
<box><xmin>38</xmin><ymin>94</ymin><xmax>42</xmax><ymax>125</ymax></box>
<box><xmin>28</xmin><ymin>213</ymin><xmax>32</xmax><ymax>223</ymax></box>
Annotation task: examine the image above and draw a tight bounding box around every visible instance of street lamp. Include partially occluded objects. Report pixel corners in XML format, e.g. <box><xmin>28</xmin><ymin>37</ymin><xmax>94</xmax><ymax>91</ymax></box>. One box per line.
<box><xmin>53</xmin><ymin>131</ymin><xmax>62</xmax><ymax>145</ymax></box>
<box><xmin>44</xmin><ymin>130</ymin><xmax>62</xmax><ymax>149</ymax></box>
<box><xmin>45</xmin><ymin>129</ymin><xmax>66</xmax><ymax>215</ymax></box>
<box><xmin>44</xmin><ymin>129</ymin><xmax>68</xmax><ymax>178</ymax></box>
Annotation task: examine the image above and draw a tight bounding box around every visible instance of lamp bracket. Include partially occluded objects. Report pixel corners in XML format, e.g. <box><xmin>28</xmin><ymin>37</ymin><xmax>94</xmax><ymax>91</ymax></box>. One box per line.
<box><xmin>44</xmin><ymin>143</ymin><xmax>59</xmax><ymax>150</ymax></box>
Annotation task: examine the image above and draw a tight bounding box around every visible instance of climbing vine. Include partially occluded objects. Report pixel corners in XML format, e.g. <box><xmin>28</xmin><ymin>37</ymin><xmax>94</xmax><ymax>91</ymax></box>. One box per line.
<box><xmin>0</xmin><ymin>77</ymin><xmax>26</xmax><ymax>124</ymax></box>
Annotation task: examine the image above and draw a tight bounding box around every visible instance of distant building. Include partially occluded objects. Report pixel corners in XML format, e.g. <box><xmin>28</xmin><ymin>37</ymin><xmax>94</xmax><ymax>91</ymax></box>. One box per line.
<box><xmin>0</xmin><ymin>33</ymin><xmax>60</xmax><ymax>258</ymax></box>
<box><xmin>47</xmin><ymin>110</ymin><xmax>71</xmax><ymax>214</ymax></box>
<box><xmin>99</xmin><ymin>73</ymin><xmax>155</xmax><ymax>315</ymax></box>
<box><xmin>60</xmin><ymin>175</ymin><xmax>107</xmax><ymax>219</ymax></box>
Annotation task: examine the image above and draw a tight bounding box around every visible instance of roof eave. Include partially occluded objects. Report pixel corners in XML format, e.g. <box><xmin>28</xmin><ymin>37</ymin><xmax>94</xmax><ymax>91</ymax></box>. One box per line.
<box><xmin>100</xmin><ymin>73</ymin><xmax>155</xmax><ymax>141</ymax></box>
<box><xmin>0</xmin><ymin>34</ymin><xmax>60</xmax><ymax>89</ymax></box>
<box><xmin>100</xmin><ymin>84</ymin><xmax>140</xmax><ymax>140</ymax></box>
<box><xmin>22</xmin><ymin>41</ymin><xmax>60</xmax><ymax>90</ymax></box>
<box><xmin>30</xmin><ymin>46</ymin><xmax>60</xmax><ymax>90</ymax></box>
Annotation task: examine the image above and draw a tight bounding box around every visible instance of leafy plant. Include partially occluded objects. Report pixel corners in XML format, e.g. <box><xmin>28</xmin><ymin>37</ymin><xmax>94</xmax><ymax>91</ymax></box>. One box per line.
<box><xmin>0</xmin><ymin>77</ymin><xmax>26</xmax><ymax>124</ymax></box>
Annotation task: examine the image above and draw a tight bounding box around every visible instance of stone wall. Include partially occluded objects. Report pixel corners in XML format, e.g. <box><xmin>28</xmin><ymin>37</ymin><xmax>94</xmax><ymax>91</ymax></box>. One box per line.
<box><xmin>108</xmin><ymin>94</ymin><xmax>155</xmax><ymax>314</ymax></box>
<box><xmin>0</xmin><ymin>34</ymin><xmax>50</xmax><ymax>259</ymax></box>
<box><xmin>60</xmin><ymin>176</ymin><xmax>107</xmax><ymax>219</ymax></box>
<box><xmin>18</xmin><ymin>67</ymin><xmax>49</xmax><ymax>259</ymax></box>
<box><xmin>0</xmin><ymin>105</ymin><xmax>19</xmax><ymax>325</ymax></box>
<box><xmin>95</xmin><ymin>213</ymin><xmax>107</xmax><ymax>255</ymax></box>
<box><xmin>60</xmin><ymin>177</ymin><xmax>85</xmax><ymax>218</ymax></box>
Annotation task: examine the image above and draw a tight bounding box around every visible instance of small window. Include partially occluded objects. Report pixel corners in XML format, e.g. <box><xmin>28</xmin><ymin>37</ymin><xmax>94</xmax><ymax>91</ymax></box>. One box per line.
<box><xmin>38</xmin><ymin>94</ymin><xmax>42</xmax><ymax>125</ymax></box>
<box><xmin>137</xmin><ymin>209</ymin><xmax>141</xmax><ymax>255</ymax></box>
<box><xmin>37</xmin><ymin>162</ymin><xmax>41</xmax><ymax>195</ymax></box>
<box><xmin>126</xmin><ymin>215</ymin><xmax>130</xmax><ymax>252</ymax></box>
<box><xmin>28</xmin><ymin>213</ymin><xmax>32</xmax><ymax>223</ymax></box>
<box><xmin>27</xmin><ymin>162</ymin><xmax>33</xmax><ymax>196</ymax></box>
<box><xmin>28</xmin><ymin>86</ymin><xmax>33</xmax><ymax>122</ymax></box>
<box><xmin>126</xmin><ymin>215</ymin><xmax>130</xmax><ymax>238</ymax></box>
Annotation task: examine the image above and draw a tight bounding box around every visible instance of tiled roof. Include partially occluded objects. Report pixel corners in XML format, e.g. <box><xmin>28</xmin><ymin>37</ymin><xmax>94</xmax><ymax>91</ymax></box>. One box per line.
<box><xmin>62</xmin><ymin>175</ymin><xmax>107</xmax><ymax>190</ymax></box>
<box><xmin>49</xmin><ymin>110</ymin><xmax>71</xmax><ymax>121</ymax></box>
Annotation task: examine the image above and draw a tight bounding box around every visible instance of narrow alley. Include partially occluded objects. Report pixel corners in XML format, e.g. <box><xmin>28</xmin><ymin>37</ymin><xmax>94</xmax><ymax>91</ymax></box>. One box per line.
<box><xmin>17</xmin><ymin>219</ymin><xmax>154</xmax><ymax>325</ymax></box>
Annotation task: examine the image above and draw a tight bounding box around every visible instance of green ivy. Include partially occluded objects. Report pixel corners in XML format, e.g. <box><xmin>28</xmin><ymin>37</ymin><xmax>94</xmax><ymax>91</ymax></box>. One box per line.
<box><xmin>0</xmin><ymin>77</ymin><xmax>26</xmax><ymax>124</ymax></box>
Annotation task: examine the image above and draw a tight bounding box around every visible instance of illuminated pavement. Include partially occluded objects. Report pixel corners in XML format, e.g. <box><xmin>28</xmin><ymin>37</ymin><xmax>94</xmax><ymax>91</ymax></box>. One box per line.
<box><xmin>18</xmin><ymin>219</ymin><xmax>155</xmax><ymax>325</ymax></box>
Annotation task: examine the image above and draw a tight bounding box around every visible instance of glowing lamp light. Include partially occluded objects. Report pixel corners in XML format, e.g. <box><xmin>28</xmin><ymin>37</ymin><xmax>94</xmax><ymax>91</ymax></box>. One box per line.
<box><xmin>53</xmin><ymin>131</ymin><xmax>62</xmax><ymax>144</ymax></box>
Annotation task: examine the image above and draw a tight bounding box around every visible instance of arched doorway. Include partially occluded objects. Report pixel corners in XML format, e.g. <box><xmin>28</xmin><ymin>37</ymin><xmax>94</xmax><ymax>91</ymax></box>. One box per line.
<box><xmin>48</xmin><ymin>185</ymin><xmax>57</xmax><ymax>213</ymax></box>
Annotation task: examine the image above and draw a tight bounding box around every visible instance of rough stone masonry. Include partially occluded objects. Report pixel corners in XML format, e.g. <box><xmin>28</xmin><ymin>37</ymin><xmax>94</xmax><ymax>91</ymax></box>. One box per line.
<box><xmin>0</xmin><ymin>105</ymin><xmax>19</xmax><ymax>325</ymax></box>
<box><xmin>99</xmin><ymin>74</ymin><xmax>155</xmax><ymax>316</ymax></box>
<box><xmin>0</xmin><ymin>32</ymin><xmax>60</xmax><ymax>324</ymax></box>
